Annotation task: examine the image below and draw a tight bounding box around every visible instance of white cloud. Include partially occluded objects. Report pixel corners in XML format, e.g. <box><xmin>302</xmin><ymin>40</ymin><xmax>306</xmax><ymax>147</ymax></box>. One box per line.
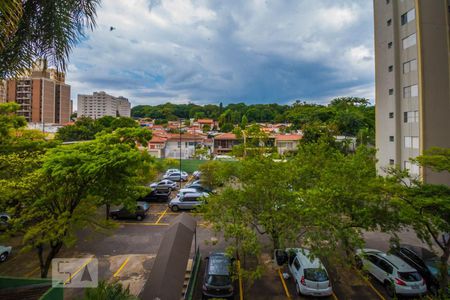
<box><xmin>67</xmin><ymin>0</ymin><xmax>375</xmax><ymax>108</ymax></box>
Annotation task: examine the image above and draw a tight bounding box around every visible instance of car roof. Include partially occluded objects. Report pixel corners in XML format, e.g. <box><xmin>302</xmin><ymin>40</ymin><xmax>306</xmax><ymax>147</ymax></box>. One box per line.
<box><xmin>362</xmin><ymin>248</ymin><xmax>416</xmax><ymax>271</ymax></box>
<box><xmin>182</xmin><ymin>192</ymin><xmax>204</xmax><ymax>197</ymax></box>
<box><xmin>400</xmin><ymin>244</ymin><xmax>437</xmax><ymax>261</ymax></box>
<box><xmin>287</xmin><ymin>248</ymin><xmax>324</xmax><ymax>268</ymax></box>
<box><xmin>208</xmin><ymin>253</ymin><xmax>230</xmax><ymax>275</ymax></box>
<box><xmin>180</xmin><ymin>188</ymin><xmax>197</xmax><ymax>192</ymax></box>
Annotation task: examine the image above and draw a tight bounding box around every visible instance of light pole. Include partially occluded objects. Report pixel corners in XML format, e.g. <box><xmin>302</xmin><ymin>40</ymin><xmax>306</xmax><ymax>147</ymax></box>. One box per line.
<box><xmin>179</xmin><ymin>118</ymin><xmax>182</xmax><ymax>188</ymax></box>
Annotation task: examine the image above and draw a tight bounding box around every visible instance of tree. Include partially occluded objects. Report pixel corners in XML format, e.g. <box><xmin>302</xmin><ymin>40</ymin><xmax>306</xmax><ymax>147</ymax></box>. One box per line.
<box><xmin>0</xmin><ymin>0</ymin><xmax>100</xmax><ymax>78</ymax></box>
<box><xmin>240</xmin><ymin>115</ymin><xmax>248</xmax><ymax>129</ymax></box>
<box><xmin>110</xmin><ymin>117</ymin><xmax>138</xmax><ymax>130</ymax></box>
<box><xmin>15</xmin><ymin>135</ymin><xmax>154</xmax><ymax>278</ymax></box>
<box><xmin>55</xmin><ymin>116</ymin><xmax>104</xmax><ymax>142</ymax></box>
<box><xmin>82</xmin><ymin>281</ymin><xmax>138</xmax><ymax>300</ymax></box>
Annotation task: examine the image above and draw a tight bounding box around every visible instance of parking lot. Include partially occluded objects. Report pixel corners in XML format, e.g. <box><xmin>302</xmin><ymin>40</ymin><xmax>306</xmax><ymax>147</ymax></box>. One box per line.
<box><xmin>0</xmin><ymin>182</ymin><xmax>438</xmax><ymax>300</ymax></box>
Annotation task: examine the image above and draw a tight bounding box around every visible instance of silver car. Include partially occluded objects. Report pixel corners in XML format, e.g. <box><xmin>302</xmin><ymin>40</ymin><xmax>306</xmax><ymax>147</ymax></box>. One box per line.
<box><xmin>163</xmin><ymin>171</ymin><xmax>188</xmax><ymax>182</ymax></box>
<box><xmin>149</xmin><ymin>179</ymin><xmax>177</xmax><ymax>190</ymax></box>
<box><xmin>168</xmin><ymin>192</ymin><xmax>206</xmax><ymax>211</ymax></box>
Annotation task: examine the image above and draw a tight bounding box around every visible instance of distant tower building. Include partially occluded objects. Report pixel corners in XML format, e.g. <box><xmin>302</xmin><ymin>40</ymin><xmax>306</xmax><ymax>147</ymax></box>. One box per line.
<box><xmin>5</xmin><ymin>61</ymin><xmax>71</xmax><ymax>124</ymax></box>
<box><xmin>374</xmin><ymin>0</ymin><xmax>450</xmax><ymax>185</ymax></box>
<box><xmin>78</xmin><ymin>92</ymin><xmax>131</xmax><ymax>119</ymax></box>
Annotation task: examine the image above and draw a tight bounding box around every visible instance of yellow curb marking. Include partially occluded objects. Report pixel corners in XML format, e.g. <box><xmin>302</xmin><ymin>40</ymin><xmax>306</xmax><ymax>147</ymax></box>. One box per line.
<box><xmin>64</xmin><ymin>257</ymin><xmax>93</xmax><ymax>285</ymax></box>
<box><xmin>155</xmin><ymin>208</ymin><xmax>169</xmax><ymax>224</ymax></box>
<box><xmin>277</xmin><ymin>268</ymin><xmax>292</xmax><ymax>299</ymax></box>
<box><xmin>113</xmin><ymin>256</ymin><xmax>130</xmax><ymax>278</ymax></box>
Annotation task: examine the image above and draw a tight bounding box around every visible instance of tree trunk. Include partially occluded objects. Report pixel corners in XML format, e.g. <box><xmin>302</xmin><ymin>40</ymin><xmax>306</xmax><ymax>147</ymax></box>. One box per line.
<box><xmin>39</xmin><ymin>242</ymin><xmax>63</xmax><ymax>278</ymax></box>
<box><xmin>106</xmin><ymin>204</ymin><xmax>110</xmax><ymax>220</ymax></box>
<box><xmin>438</xmin><ymin>240</ymin><xmax>450</xmax><ymax>298</ymax></box>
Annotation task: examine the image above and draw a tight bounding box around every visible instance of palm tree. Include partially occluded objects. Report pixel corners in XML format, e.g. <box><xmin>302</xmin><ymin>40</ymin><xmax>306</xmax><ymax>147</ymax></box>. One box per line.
<box><xmin>0</xmin><ymin>0</ymin><xmax>100</xmax><ymax>78</ymax></box>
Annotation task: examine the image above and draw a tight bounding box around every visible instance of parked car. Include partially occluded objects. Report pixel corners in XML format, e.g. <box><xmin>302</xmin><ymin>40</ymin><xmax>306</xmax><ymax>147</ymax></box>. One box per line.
<box><xmin>286</xmin><ymin>248</ymin><xmax>333</xmax><ymax>297</ymax></box>
<box><xmin>168</xmin><ymin>192</ymin><xmax>207</xmax><ymax>212</ymax></box>
<box><xmin>163</xmin><ymin>171</ymin><xmax>188</xmax><ymax>182</ymax></box>
<box><xmin>193</xmin><ymin>170</ymin><xmax>201</xmax><ymax>179</ymax></box>
<box><xmin>391</xmin><ymin>244</ymin><xmax>450</xmax><ymax>295</ymax></box>
<box><xmin>356</xmin><ymin>248</ymin><xmax>427</xmax><ymax>297</ymax></box>
<box><xmin>149</xmin><ymin>179</ymin><xmax>177</xmax><ymax>190</ymax></box>
<box><xmin>185</xmin><ymin>183</ymin><xmax>212</xmax><ymax>193</ymax></box>
<box><xmin>0</xmin><ymin>213</ymin><xmax>11</xmax><ymax>231</ymax></box>
<box><xmin>140</xmin><ymin>189</ymin><xmax>171</xmax><ymax>202</ymax></box>
<box><xmin>109</xmin><ymin>202</ymin><xmax>150</xmax><ymax>221</ymax></box>
<box><xmin>177</xmin><ymin>188</ymin><xmax>200</xmax><ymax>197</ymax></box>
<box><xmin>165</xmin><ymin>168</ymin><xmax>181</xmax><ymax>176</ymax></box>
<box><xmin>0</xmin><ymin>245</ymin><xmax>12</xmax><ymax>262</ymax></box>
<box><xmin>202</xmin><ymin>252</ymin><xmax>234</xmax><ymax>299</ymax></box>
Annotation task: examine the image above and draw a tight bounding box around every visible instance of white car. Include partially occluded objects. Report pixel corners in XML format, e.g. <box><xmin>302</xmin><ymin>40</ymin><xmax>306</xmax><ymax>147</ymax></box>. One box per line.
<box><xmin>193</xmin><ymin>171</ymin><xmax>201</xmax><ymax>179</ymax></box>
<box><xmin>165</xmin><ymin>169</ymin><xmax>181</xmax><ymax>176</ymax></box>
<box><xmin>0</xmin><ymin>245</ymin><xmax>12</xmax><ymax>262</ymax></box>
<box><xmin>177</xmin><ymin>188</ymin><xmax>209</xmax><ymax>198</ymax></box>
<box><xmin>356</xmin><ymin>248</ymin><xmax>427</xmax><ymax>297</ymax></box>
<box><xmin>287</xmin><ymin>248</ymin><xmax>333</xmax><ymax>297</ymax></box>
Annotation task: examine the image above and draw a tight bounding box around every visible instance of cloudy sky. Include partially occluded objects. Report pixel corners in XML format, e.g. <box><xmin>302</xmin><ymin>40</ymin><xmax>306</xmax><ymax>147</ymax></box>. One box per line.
<box><xmin>67</xmin><ymin>0</ymin><xmax>375</xmax><ymax>108</ymax></box>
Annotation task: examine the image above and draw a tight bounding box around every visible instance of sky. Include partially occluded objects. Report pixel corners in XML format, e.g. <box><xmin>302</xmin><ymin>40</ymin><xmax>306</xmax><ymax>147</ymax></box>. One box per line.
<box><xmin>67</xmin><ymin>0</ymin><xmax>375</xmax><ymax>108</ymax></box>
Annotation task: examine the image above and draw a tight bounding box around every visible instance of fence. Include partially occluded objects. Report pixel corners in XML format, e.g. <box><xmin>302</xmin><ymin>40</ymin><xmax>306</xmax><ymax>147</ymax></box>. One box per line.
<box><xmin>184</xmin><ymin>247</ymin><xmax>201</xmax><ymax>300</ymax></box>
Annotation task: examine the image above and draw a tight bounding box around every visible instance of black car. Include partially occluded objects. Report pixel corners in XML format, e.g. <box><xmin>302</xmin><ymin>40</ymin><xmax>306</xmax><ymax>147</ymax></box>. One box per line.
<box><xmin>392</xmin><ymin>244</ymin><xmax>450</xmax><ymax>295</ymax></box>
<box><xmin>202</xmin><ymin>253</ymin><xmax>234</xmax><ymax>300</ymax></box>
<box><xmin>140</xmin><ymin>189</ymin><xmax>171</xmax><ymax>202</ymax></box>
<box><xmin>109</xmin><ymin>202</ymin><xmax>149</xmax><ymax>221</ymax></box>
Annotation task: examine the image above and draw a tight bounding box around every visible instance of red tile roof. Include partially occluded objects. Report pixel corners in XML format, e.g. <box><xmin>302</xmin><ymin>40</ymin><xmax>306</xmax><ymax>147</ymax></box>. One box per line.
<box><xmin>197</xmin><ymin>119</ymin><xmax>214</xmax><ymax>124</ymax></box>
<box><xmin>275</xmin><ymin>134</ymin><xmax>303</xmax><ymax>141</ymax></box>
<box><xmin>214</xmin><ymin>133</ymin><xmax>238</xmax><ymax>140</ymax></box>
<box><xmin>166</xmin><ymin>133</ymin><xmax>206</xmax><ymax>141</ymax></box>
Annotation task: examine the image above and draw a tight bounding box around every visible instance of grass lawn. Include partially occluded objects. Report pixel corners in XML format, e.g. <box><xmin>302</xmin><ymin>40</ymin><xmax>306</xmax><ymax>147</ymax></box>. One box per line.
<box><xmin>158</xmin><ymin>159</ymin><xmax>209</xmax><ymax>173</ymax></box>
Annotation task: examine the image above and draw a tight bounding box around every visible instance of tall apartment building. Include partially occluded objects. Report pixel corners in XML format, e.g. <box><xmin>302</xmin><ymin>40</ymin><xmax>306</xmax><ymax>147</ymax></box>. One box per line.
<box><xmin>374</xmin><ymin>0</ymin><xmax>450</xmax><ymax>185</ymax></box>
<box><xmin>78</xmin><ymin>91</ymin><xmax>131</xmax><ymax>118</ymax></box>
<box><xmin>5</xmin><ymin>63</ymin><xmax>71</xmax><ymax>124</ymax></box>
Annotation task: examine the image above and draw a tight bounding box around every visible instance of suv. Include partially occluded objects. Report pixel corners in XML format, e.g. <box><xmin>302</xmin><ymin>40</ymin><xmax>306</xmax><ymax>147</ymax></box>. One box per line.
<box><xmin>168</xmin><ymin>192</ymin><xmax>206</xmax><ymax>212</ymax></box>
<box><xmin>286</xmin><ymin>248</ymin><xmax>332</xmax><ymax>297</ymax></box>
<box><xmin>391</xmin><ymin>244</ymin><xmax>450</xmax><ymax>295</ymax></box>
<box><xmin>140</xmin><ymin>189</ymin><xmax>171</xmax><ymax>202</ymax></box>
<box><xmin>202</xmin><ymin>252</ymin><xmax>234</xmax><ymax>299</ymax></box>
<box><xmin>356</xmin><ymin>248</ymin><xmax>427</xmax><ymax>297</ymax></box>
<box><xmin>109</xmin><ymin>202</ymin><xmax>150</xmax><ymax>221</ymax></box>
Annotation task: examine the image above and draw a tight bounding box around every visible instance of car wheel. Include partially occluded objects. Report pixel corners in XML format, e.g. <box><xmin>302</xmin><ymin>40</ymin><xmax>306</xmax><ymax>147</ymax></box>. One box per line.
<box><xmin>384</xmin><ymin>281</ymin><xmax>395</xmax><ymax>298</ymax></box>
<box><xmin>171</xmin><ymin>205</ymin><xmax>179</xmax><ymax>212</ymax></box>
<box><xmin>0</xmin><ymin>252</ymin><xmax>8</xmax><ymax>262</ymax></box>
<box><xmin>355</xmin><ymin>256</ymin><xmax>363</xmax><ymax>269</ymax></box>
<box><xmin>136</xmin><ymin>215</ymin><xmax>143</xmax><ymax>221</ymax></box>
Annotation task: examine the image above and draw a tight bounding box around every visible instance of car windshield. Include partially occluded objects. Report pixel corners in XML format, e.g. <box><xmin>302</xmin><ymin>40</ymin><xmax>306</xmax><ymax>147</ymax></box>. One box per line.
<box><xmin>398</xmin><ymin>271</ymin><xmax>422</xmax><ymax>282</ymax></box>
<box><xmin>207</xmin><ymin>275</ymin><xmax>231</xmax><ymax>286</ymax></box>
<box><xmin>304</xmin><ymin>268</ymin><xmax>328</xmax><ymax>282</ymax></box>
<box><xmin>424</xmin><ymin>259</ymin><xmax>450</xmax><ymax>277</ymax></box>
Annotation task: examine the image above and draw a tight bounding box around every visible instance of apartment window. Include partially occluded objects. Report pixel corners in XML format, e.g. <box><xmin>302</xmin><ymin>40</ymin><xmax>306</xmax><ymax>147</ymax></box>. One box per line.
<box><xmin>177</xmin><ymin>142</ymin><xmax>181</xmax><ymax>148</ymax></box>
<box><xmin>403</xmin><ymin>59</ymin><xmax>417</xmax><ymax>74</ymax></box>
<box><xmin>387</xmin><ymin>19</ymin><xmax>392</xmax><ymax>26</ymax></box>
<box><xmin>386</xmin><ymin>0</ymin><xmax>390</xmax><ymax>4</ymax></box>
<box><xmin>403</xmin><ymin>111</ymin><xmax>419</xmax><ymax>123</ymax></box>
<box><xmin>389</xmin><ymin>136</ymin><xmax>395</xmax><ymax>142</ymax></box>
<box><xmin>402</xmin><ymin>33</ymin><xmax>417</xmax><ymax>49</ymax></box>
<box><xmin>404</xmin><ymin>136</ymin><xmax>419</xmax><ymax>149</ymax></box>
<box><xmin>389</xmin><ymin>88</ymin><xmax>394</xmax><ymax>95</ymax></box>
<box><xmin>403</xmin><ymin>84</ymin><xmax>419</xmax><ymax>98</ymax></box>
<box><xmin>401</xmin><ymin>9</ymin><xmax>416</xmax><ymax>25</ymax></box>
<box><xmin>388</xmin><ymin>65</ymin><xmax>393</xmax><ymax>72</ymax></box>
<box><xmin>389</xmin><ymin>159</ymin><xmax>395</xmax><ymax>165</ymax></box>
<box><xmin>404</xmin><ymin>161</ymin><xmax>420</xmax><ymax>175</ymax></box>
<box><xmin>389</xmin><ymin>112</ymin><xmax>394</xmax><ymax>119</ymax></box>
<box><xmin>388</xmin><ymin>42</ymin><xmax>393</xmax><ymax>49</ymax></box>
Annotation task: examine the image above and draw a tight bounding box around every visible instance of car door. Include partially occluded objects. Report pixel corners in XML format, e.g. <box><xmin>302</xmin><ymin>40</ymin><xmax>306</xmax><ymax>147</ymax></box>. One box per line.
<box><xmin>183</xmin><ymin>195</ymin><xmax>199</xmax><ymax>209</ymax></box>
<box><xmin>365</xmin><ymin>254</ymin><xmax>382</xmax><ymax>280</ymax></box>
<box><xmin>376</xmin><ymin>259</ymin><xmax>394</xmax><ymax>282</ymax></box>
<box><xmin>290</xmin><ymin>257</ymin><xmax>302</xmax><ymax>284</ymax></box>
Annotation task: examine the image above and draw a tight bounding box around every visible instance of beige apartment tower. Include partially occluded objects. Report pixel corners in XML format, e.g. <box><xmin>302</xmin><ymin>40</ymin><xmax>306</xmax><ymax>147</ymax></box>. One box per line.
<box><xmin>78</xmin><ymin>92</ymin><xmax>131</xmax><ymax>119</ymax></box>
<box><xmin>374</xmin><ymin>0</ymin><xmax>450</xmax><ymax>185</ymax></box>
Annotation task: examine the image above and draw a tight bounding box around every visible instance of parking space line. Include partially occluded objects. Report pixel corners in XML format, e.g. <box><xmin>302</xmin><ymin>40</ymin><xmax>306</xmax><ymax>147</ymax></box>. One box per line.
<box><xmin>25</xmin><ymin>265</ymin><xmax>41</xmax><ymax>277</ymax></box>
<box><xmin>277</xmin><ymin>268</ymin><xmax>292</xmax><ymax>299</ymax></box>
<box><xmin>113</xmin><ymin>256</ymin><xmax>130</xmax><ymax>278</ymax></box>
<box><xmin>155</xmin><ymin>208</ymin><xmax>169</xmax><ymax>224</ymax></box>
<box><xmin>119</xmin><ymin>222</ymin><xmax>169</xmax><ymax>226</ymax></box>
<box><xmin>332</xmin><ymin>292</ymin><xmax>339</xmax><ymax>300</ymax></box>
<box><xmin>355</xmin><ymin>269</ymin><xmax>386</xmax><ymax>300</ymax></box>
<box><xmin>64</xmin><ymin>257</ymin><xmax>93</xmax><ymax>285</ymax></box>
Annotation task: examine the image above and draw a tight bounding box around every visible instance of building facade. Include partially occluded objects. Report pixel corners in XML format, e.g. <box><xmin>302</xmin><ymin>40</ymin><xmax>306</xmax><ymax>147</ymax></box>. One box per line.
<box><xmin>78</xmin><ymin>91</ymin><xmax>131</xmax><ymax>119</ymax></box>
<box><xmin>0</xmin><ymin>80</ymin><xmax>6</xmax><ymax>103</ymax></box>
<box><xmin>5</xmin><ymin>66</ymin><xmax>71</xmax><ymax>124</ymax></box>
<box><xmin>374</xmin><ymin>0</ymin><xmax>450</xmax><ymax>185</ymax></box>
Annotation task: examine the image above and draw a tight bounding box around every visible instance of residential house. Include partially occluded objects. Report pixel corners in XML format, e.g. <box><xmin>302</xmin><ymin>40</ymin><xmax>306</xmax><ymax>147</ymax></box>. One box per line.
<box><xmin>147</xmin><ymin>135</ymin><xmax>168</xmax><ymax>158</ymax></box>
<box><xmin>275</xmin><ymin>134</ymin><xmax>302</xmax><ymax>155</ymax></box>
<box><xmin>164</xmin><ymin>133</ymin><xmax>208</xmax><ymax>159</ymax></box>
<box><xmin>213</xmin><ymin>133</ymin><xmax>241</xmax><ymax>155</ymax></box>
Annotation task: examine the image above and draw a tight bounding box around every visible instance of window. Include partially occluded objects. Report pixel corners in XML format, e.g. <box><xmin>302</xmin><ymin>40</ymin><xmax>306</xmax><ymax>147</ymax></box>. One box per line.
<box><xmin>177</xmin><ymin>142</ymin><xmax>181</xmax><ymax>148</ymax></box>
<box><xmin>389</xmin><ymin>112</ymin><xmax>394</xmax><ymax>119</ymax></box>
<box><xmin>378</xmin><ymin>259</ymin><xmax>394</xmax><ymax>274</ymax></box>
<box><xmin>404</xmin><ymin>161</ymin><xmax>420</xmax><ymax>175</ymax></box>
<box><xmin>403</xmin><ymin>85</ymin><xmax>419</xmax><ymax>98</ymax></box>
<box><xmin>389</xmin><ymin>88</ymin><xmax>394</xmax><ymax>95</ymax></box>
<box><xmin>367</xmin><ymin>255</ymin><xmax>379</xmax><ymax>265</ymax></box>
<box><xmin>387</xmin><ymin>19</ymin><xmax>392</xmax><ymax>26</ymax></box>
<box><xmin>402</xmin><ymin>33</ymin><xmax>417</xmax><ymax>49</ymax></box>
<box><xmin>389</xmin><ymin>159</ymin><xmax>395</xmax><ymax>165</ymax></box>
<box><xmin>388</xmin><ymin>65</ymin><xmax>394</xmax><ymax>72</ymax></box>
<box><xmin>403</xmin><ymin>59</ymin><xmax>417</xmax><ymax>74</ymax></box>
<box><xmin>389</xmin><ymin>136</ymin><xmax>395</xmax><ymax>142</ymax></box>
<box><xmin>388</xmin><ymin>42</ymin><xmax>393</xmax><ymax>49</ymax></box>
<box><xmin>386</xmin><ymin>0</ymin><xmax>390</xmax><ymax>4</ymax></box>
<box><xmin>403</xmin><ymin>111</ymin><xmax>419</xmax><ymax>123</ymax></box>
<box><xmin>404</xmin><ymin>136</ymin><xmax>419</xmax><ymax>149</ymax></box>
<box><xmin>293</xmin><ymin>258</ymin><xmax>301</xmax><ymax>271</ymax></box>
<box><xmin>401</xmin><ymin>9</ymin><xmax>416</xmax><ymax>25</ymax></box>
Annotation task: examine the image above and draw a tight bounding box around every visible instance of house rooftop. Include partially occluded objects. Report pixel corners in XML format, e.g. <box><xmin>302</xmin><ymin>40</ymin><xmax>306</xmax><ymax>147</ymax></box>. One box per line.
<box><xmin>214</xmin><ymin>133</ymin><xmax>238</xmax><ymax>140</ymax></box>
<box><xmin>275</xmin><ymin>134</ymin><xmax>302</xmax><ymax>141</ymax></box>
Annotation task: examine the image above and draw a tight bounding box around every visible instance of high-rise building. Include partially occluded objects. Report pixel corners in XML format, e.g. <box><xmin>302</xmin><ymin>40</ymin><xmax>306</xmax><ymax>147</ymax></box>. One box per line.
<box><xmin>78</xmin><ymin>91</ymin><xmax>131</xmax><ymax>119</ymax></box>
<box><xmin>5</xmin><ymin>61</ymin><xmax>71</xmax><ymax>124</ymax></box>
<box><xmin>374</xmin><ymin>0</ymin><xmax>450</xmax><ymax>185</ymax></box>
